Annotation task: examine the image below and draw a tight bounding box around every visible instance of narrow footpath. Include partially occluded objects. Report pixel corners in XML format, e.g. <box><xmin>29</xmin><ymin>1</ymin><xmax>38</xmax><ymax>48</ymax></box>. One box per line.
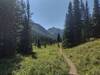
<box><xmin>59</xmin><ymin>45</ymin><xmax>79</xmax><ymax>75</ymax></box>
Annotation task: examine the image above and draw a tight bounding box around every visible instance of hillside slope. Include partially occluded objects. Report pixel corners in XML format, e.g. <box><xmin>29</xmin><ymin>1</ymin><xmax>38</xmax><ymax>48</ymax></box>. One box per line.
<box><xmin>64</xmin><ymin>39</ymin><xmax>100</xmax><ymax>75</ymax></box>
<box><xmin>31</xmin><ymin>22</ymin><xmax>55</xmax><ymax>40</ymax></box>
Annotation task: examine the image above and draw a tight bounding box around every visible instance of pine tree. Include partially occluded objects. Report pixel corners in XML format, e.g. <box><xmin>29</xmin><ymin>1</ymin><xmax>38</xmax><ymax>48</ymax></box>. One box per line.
<box><xmin>84</xmin><ymin>0</ymin><xmax>90</xmax><ymax>40</ymax></box>
<box><xmin>16</xmin><ymin>0</ymin><xmax>26</xmax><ymax>53</ymax></box>
<box><xmin>73</xmin><ymin>0</ymin><xmax>81</xmax><ymax>45</ymax></box>
<box><xmin>80</xmin><ymin>0</ymin><xmax>90</xmax><ymax>42</ymax></box>
<box><xmin>63</xmin><ymin>2</ymin><xmax>74</xmax><ymax>48</ymax></box>
<box><xmin>37</xmin><ymin>39</ymin><xmax>41</xmax><ymax>48</ymax></box>
<box><xmin>0</xmin><ymin>0</ymin><xmax>17</xmax><ymax>58</ymax></box>
<box><xmin>80</xmin><ymin>0</ymin><xmax>85</xmax><ymax>21</ymax></box>
<box><xmin>57</xmin><ymin>33</ymin><xmax>62</xmax><ymax>47</ymax></box>
<box><xmin>26</xmin><ymin>0</ymin><xmax>33</xmax><ymax>52</ymax></box>
<box><xmin>19</xmin><ymin>0</ymin><xmax>32</xmax><ymax>54</ymax></box>
<box><xmin>44</xmin><ymin>43</ymin><xmax>47</xmax><ymax>48</ymax></box>
<box><xmin>93</xmin><ymin>0</ymin><xmax>100</xmax><ymax>37</ymax></box>
<box><xmin>80</xmin><ymin>0</ymin><xmax>86</xmax><ymax>42</ymax></box>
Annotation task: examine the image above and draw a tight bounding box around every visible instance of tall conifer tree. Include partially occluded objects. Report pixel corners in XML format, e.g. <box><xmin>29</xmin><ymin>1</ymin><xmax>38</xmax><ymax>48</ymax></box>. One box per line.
<box><xmin>84</xmin><ymin>0</ymin><xmax>90</xmax><ymax>40</ymax></box>
<box><xmin>19</xmin><ymin>0</ymin><xmax>32</xmax><ymax>54</ymax></box>
<box><xmin>63</xmin><ymin>1</ymin><xmax>73</xmax><ymax>48</ymax></box>
<box><xmin>93</xmin><ymin>0</ymin><xmax>100</xmax><ymax>37</ymax></box>
<box><xmin>73</xmin><ymin>0</ymin><xmax>81</xmax><ymax>45</ymax></box>
<box><xmin>80</xmin><ymin>0</ymin><xmax>90</xmax><ymax>41</ymax></box>
<box><xmin>80</xmin><ymin>0</ymin><xmax>86</xmax><ymax>42</ymax></box>
<box><xmin>0</xmin><ymin>0</ymin><xmax>17</xmax><ymax>58</ymax></box>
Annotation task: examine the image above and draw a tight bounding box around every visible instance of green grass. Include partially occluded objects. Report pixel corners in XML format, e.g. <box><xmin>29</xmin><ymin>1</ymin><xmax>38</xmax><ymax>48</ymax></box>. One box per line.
<box><xmin>1</xmin><ymin>40</ymin><xmax>99</xmax><ymax>75</ymax></box>
<box><xmin>0</xmin><ymin>44</ymin><xmax>68</xmax><ymax>75</ymax></box>
<box><xmin>64</xmin><ymin>39</ymin><xmax>100</xmax><ymax>75</ymax></box>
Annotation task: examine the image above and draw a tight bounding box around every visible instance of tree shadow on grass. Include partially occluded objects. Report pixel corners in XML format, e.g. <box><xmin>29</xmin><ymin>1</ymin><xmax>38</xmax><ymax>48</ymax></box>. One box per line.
<box><xmin>31</xmin><ymin>52</ymin><xmax>37</xmax><ymax>59</ymax></box>
<box><xmin>21</xmin><ymin>52</ymin><xmax>37</xmax><ymax>59</ymax></box>
<box><xmin>0</xmin><ymin>55</ymin><xmax>23</xmax><ymax>75</ymax></box>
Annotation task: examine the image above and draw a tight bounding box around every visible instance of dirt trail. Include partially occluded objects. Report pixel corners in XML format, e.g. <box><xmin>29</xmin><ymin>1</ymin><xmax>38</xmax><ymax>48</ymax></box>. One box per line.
<box><xmin>59</xmin><ymin>45</ymin><xmax>79</xmax><ymax>75</ymax></box>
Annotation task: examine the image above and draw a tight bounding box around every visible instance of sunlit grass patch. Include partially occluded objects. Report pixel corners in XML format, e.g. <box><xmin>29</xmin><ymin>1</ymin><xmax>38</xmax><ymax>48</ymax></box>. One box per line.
<box><xmin>64</xmin><ymin>39</ymin><xmax>100</xmax><ymax>75</ymax></box>
<box><xmin>12</xmin><ymin>44</ymin><xmax>68</xmax><ymax>75</ymax></box>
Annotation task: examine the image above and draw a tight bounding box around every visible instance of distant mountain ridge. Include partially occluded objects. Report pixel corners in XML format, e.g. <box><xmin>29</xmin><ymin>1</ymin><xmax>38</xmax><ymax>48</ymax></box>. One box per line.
<box><xmin>31</xmin><ymin>22</ymin><xmax>63</xmax><ymax>40</ymax></box>
<box><xmin>31</xmin><ymin>22</ymin><xmax>55</xmax><ymax>39</ymax></box>
<box><xmin>48</xmin><ymin>27</ymin><xmax>64</xmax><ymax>38</ymax></box>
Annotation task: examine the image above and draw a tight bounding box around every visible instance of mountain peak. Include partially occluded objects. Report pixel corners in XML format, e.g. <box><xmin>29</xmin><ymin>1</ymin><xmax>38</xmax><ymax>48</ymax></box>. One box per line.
<box><xmin>48</xmin><ymin>27</ymin><xmax>61</xmax><ymax>30</ymax></box>
<box><xmin>48</xmin><ymin>27</ymin><xmax>64</xmax><ymax>38</ymax></box>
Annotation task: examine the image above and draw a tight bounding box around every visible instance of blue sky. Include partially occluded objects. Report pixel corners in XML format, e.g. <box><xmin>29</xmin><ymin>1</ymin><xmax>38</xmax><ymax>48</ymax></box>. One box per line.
<box><xmin>29</xmin><ymin>0</ymin><xmax>93</xmax><ymax>29</ymax></box>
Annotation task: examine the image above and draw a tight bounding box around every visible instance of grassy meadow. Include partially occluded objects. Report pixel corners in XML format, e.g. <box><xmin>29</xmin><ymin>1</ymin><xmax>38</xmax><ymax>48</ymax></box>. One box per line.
<box><xmin>0</xmin><ymin>40</ymin><xmax>100</xmax><ymax>75</ymax></box>
<box><xmin>0</xmin><ymin>44</ymin><xmax>68</xmax><ymax>75</ymax></box>
<box><xmin>64</xmin><ymin>39</ymin><xmax>100</xmax><ymax>75</ymax></box>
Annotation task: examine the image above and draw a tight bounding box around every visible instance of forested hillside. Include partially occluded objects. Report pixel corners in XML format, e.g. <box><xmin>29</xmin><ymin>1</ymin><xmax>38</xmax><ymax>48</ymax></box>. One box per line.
<box><xmin>63</xmin><ymin>0</ymin><xmax>100</xmax><ymax>48</ymax></box>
